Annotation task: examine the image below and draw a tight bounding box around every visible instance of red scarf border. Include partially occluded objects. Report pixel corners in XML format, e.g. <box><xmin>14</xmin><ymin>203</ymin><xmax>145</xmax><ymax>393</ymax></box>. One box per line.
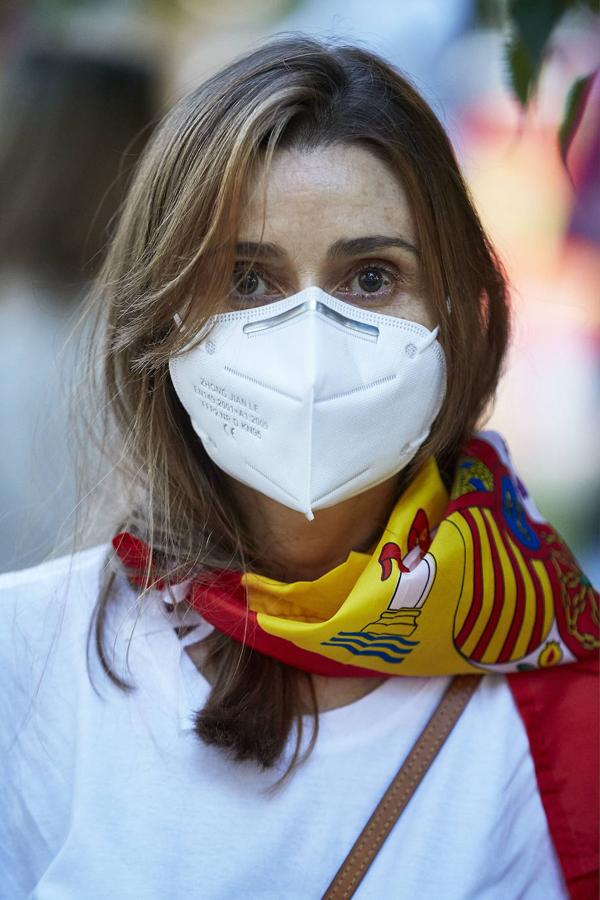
<box><xmin>188</xmin><ymin>577</ymin><xmax>386</xmax><ymax>679</ymax></box>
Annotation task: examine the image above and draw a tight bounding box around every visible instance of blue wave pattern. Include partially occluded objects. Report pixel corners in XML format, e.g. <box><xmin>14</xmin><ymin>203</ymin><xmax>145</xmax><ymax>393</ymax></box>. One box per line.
<box><xmin>320</xmin><ymin>630</ymin><xmax>419</xmax><ymax>665</ymax></box>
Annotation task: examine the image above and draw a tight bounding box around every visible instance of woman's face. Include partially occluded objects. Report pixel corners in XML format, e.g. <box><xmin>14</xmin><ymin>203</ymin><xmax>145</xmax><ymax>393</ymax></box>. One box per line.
<box><xmin>229</xmin><ymin>143</ymin><xmax>434</xmax><ymax>329</ymax></box>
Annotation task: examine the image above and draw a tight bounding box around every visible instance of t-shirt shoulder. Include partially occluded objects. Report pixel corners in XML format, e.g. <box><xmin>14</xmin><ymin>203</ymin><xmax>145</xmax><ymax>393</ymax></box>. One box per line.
<box><xmin>0</xmin><ymin>542</ymin><xmax>110</xmax><ymax>592</ymax></box>
<box><xmin>0</xmin><ymin>544</ymin><xmax>113</xmax><ymax>729</ymax></box>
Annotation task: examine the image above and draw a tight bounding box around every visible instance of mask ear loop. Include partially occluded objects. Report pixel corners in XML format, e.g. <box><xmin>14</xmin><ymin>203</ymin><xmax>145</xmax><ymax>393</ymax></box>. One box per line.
<box><xmin>173</xmin><ymin>312</ymin><xmax>185</xmax><ymax>332</ymax></box>
<box><xmin>418</xmin><ymin>324</ymin><xmax>440</xmax><ymax>353</ymax></box>
<box><xmin>417</xmin><ymin>297</ymin><xmax>450</xmax><ymax>354</ymax></box>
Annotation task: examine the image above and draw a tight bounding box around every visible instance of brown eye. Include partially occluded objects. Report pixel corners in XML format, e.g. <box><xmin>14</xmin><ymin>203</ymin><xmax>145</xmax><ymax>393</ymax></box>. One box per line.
<box><xmin>335</xmin><ymin>263</ymin><xmax>400</xmax><ymax>300</ymax></box>
<box><xmin>229</xmin><ymin>264</ymin><xmax>282</xmax><ymax>309</ymax></box>
<box><xmin>357</xmin><ymin>267</ymin><xmax>385</xmax><ymax>293</ymax></box>
<box><xmin>235</xmin><ymin>269</ymin><xmax>260</xmax><ymax>296</ymax></box>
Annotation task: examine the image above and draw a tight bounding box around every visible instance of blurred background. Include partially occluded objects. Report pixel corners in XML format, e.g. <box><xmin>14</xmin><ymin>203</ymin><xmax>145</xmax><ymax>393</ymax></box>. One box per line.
<box><xmin>0</xmin><ymin>0</ymin><xmax>598</xmax><ymax>583</ymax></box>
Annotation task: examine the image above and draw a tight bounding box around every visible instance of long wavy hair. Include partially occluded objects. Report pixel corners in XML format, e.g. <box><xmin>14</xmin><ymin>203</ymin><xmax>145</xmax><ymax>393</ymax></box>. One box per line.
<box><xmin>84</xmin><ymin>34</ymin><xmax>510</xmax><ymax>788</ymax></box>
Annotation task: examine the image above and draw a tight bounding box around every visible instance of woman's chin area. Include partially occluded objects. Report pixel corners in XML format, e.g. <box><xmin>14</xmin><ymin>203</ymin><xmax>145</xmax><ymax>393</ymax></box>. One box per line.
<box><xmin>227</xmin><ymin>470</ymin><xmax>405</xmax><ymax>582</ymax></box>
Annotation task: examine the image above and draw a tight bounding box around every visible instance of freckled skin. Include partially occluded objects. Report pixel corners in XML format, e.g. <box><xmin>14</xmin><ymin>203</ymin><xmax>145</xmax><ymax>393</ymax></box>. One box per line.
<box><xmin>187</xmin><ymin>145</ymin><xmax>436</xmax><ymax>710</ymax></box>
<box><xmin>235</xmin><ymin>144</ymin><xmax>434</xmax><ymax>328</ymax></box>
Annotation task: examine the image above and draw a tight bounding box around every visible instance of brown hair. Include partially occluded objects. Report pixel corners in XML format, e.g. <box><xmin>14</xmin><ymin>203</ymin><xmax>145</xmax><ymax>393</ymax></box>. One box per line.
<box><xmin>84</xmin><ymin>33</ymin><xmax>510</xmax><ymax>788</ymax></box>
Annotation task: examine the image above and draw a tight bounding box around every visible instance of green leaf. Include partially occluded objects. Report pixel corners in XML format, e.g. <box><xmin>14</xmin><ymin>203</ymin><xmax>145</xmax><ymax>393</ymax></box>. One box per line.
<box><xmin>505</xmin><ymin>34</ymin><xmax>535</xmax><ymax>105</ymax></box>
<box><xmin>559</xmin><ymin>70</ymin><xmax>597</xmax><ymax>165</ymax></box>
<box><xmin>509</xmin><ymin>0</ymin><xmax>570</xmax><ymax>75</ymax></box>
<box><xmin>505</xmin><ymin>0</ymin><xmax>573</xmax><ymax>104</ymax></box>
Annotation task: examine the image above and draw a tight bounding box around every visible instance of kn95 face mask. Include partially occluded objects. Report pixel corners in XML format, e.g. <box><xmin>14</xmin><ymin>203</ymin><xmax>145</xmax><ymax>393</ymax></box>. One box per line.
<box><xmin>168</xmin><ymin>286</ymin><xmax>446</xmax><ymax>520</ymax></box>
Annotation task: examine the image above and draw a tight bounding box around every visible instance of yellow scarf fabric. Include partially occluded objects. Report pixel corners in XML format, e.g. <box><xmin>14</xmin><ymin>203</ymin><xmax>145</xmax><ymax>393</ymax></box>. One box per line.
<box><xmin>234</xmin><ymin>432</ymin><xmax>598</xmax><ymax>675</ymax></box>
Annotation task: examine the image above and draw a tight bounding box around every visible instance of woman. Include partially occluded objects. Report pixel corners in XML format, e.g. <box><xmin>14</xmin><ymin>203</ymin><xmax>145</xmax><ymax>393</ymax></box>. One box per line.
<box><xmin>1</xmin><ymin>35</ymin><xmax>598</xmax><ymax>900</ymax></box>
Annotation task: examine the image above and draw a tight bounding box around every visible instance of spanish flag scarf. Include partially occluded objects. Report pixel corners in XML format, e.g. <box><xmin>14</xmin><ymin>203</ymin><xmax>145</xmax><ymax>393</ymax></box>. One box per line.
<box><xmin>113</xmin><ymin>430</ymin><xmax>599</xmax><ymax>678</ymax></box>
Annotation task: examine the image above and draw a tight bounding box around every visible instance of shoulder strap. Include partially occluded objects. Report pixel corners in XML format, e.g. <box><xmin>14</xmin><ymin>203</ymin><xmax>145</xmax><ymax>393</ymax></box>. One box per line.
<box><xmin>322</xmin><ymin>674</ymin><xmax>483</xmax><ymax>900</ymax></box>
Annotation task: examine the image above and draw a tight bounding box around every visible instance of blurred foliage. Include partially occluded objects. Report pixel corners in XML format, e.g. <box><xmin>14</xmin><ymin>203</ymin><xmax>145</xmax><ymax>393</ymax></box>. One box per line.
<box><xmin>504</xmin><ymin>0</ymin><xmax>598</xmax><ymax>104</ymax></box>
<box><xmin>558</xmin><ymin>70</ymin><xmax>597</xmax><ymax>162</ymax></box>
<box><xmin>476</xmin><ymin>0</ymin><xmax>600</xmax><ymax>169</ymax></box>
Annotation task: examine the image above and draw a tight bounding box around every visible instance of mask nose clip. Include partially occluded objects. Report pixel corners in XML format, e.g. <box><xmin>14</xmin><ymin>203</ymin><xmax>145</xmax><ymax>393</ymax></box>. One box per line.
<box><xmin>242</xmin><ymin>297</ymin><xmax>379</xmax><ymax>341</ymax></box>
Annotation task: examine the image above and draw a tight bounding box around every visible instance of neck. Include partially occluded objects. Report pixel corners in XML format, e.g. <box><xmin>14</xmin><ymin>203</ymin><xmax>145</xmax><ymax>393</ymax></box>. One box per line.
<box><xmin>229</xmin><ymin>472</ymin><xmax>407</xmax><ymax>582</ymax></box>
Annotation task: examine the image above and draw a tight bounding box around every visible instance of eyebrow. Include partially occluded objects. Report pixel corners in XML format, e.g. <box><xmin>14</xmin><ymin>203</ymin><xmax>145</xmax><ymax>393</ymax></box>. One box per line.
<box><xmin>234</xmin><ymin>234</ymin><xmax>419</xmax><ymax>261</ymax></box>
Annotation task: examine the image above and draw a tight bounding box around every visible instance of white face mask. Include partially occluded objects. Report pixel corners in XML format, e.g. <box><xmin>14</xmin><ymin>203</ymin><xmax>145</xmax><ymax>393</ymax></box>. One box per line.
<box><xmin>169</xmin><ymin>286</ymin><xmax>446</xmax><ymax>521</ymax></box>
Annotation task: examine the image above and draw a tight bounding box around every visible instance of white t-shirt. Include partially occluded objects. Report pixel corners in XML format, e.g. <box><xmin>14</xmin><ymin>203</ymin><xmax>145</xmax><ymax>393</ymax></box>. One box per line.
<box><xmin>0</xmin><ymin>545</ymin><xmax>568</xmax><ymax>899</ymax></box>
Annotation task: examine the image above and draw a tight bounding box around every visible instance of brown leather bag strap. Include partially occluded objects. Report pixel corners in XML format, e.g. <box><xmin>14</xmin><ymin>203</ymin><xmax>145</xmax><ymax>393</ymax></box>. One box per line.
<box><xmin>322</xmin><ymin>674</ymin><xmax>483</xmax><ymax>900</ymax></box>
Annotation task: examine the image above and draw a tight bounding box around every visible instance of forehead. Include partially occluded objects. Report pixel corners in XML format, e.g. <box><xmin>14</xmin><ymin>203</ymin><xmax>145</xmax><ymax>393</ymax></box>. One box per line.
<box><xmin>237</xmin><ymin>143</ymin><xmax>415</xmax><ymax>243</ymax></box>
